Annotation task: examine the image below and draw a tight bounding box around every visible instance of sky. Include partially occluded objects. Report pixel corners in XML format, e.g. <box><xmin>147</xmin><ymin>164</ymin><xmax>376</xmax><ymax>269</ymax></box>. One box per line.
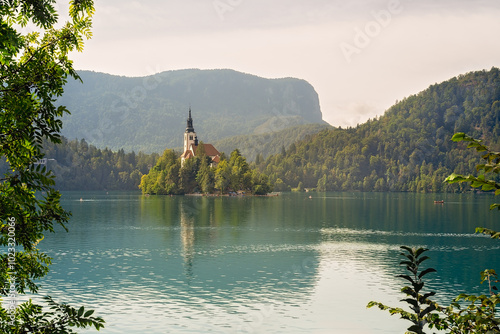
<box><xmin>66</xmin><ymin>0</ymin><xmax>500</xmax><ymax>127</ymax></box>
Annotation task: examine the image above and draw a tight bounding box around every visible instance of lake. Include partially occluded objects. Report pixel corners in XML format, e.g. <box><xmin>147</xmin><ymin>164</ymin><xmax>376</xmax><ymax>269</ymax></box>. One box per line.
<box><xmin>35</xmin><ymin>191</ymin><xmax>500</xmax><ymax>333</ymax></box>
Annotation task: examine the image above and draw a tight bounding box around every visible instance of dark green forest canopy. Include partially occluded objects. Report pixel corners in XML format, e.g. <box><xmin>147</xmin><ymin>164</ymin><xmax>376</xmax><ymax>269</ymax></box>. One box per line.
<box><xmin>258</xmin><ymin>67</ymin><xmax>500</xmax><ymax>193</ymax></box>
<box><xmin>0</xmin><ymin>138</ymin><xmax>159</xmax><ymax>191</ymax></box>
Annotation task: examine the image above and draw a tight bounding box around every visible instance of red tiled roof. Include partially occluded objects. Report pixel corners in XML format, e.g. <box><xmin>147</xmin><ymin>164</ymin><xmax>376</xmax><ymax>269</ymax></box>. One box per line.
<box><xmin>193</xmin><ymin>144</ymin><xmax>220</xmax><ymax>158</ymax></box>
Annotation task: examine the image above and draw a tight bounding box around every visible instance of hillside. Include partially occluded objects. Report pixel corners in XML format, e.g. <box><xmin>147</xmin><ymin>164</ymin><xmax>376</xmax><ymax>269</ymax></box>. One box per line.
<box><xmin>58</xmin><ymin>69</ymin><xmax>325</xmax><ymax>153</ymax></box>
<box><xmin>214</xmin><ymin>123</ymin><xmax>332</xmax><ymax>161</ymax></box>
<box><xmin>258</xmin><ymin>67</ymin><xmax>500</xmax><ymax>193</ymax></box>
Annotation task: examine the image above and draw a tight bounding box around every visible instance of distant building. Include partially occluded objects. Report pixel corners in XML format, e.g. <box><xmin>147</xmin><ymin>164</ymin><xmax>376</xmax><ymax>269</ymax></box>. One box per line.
<box><xmin>180</xmin><ymin>108</ymin><xmax>221</xmax><ymax>167</ymax></box>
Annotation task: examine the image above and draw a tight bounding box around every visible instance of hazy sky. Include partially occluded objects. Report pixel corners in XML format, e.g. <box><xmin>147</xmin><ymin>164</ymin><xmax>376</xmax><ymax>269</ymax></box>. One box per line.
<box><xmin>68</xmin><ymin>0</ymin><xmax>500</xmax><ymax>127</ymax></box>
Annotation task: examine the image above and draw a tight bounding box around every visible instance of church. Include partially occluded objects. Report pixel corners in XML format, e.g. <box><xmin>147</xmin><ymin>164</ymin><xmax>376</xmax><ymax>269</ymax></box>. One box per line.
<box><xmin>180</xmin><ymin>108</ymin><xmax>221</xmax><ymax>167</ymax></box>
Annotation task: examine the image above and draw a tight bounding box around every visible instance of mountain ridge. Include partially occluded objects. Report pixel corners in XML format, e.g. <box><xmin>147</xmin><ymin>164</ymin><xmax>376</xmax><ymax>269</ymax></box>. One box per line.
<box><xmin>58</xmin><ymin>68</ymin><xmax>325</xmax><ymax>153</ymax></box>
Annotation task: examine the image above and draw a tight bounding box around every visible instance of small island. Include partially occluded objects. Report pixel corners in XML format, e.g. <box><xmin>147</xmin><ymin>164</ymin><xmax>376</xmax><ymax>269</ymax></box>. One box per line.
<box><xmin>139</xmin><ymin>108</ymin><xmax>273</xmax><ymax>195</ymax></box>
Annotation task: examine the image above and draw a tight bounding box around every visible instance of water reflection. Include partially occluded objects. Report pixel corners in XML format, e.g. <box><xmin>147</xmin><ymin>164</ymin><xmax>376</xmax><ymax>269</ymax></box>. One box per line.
<box><xmin>179</xmin><ymin>201</ymin><xmax>195</xmax><ymax>283</ymax></box>
<box><xmin>32</xmin><ymin>192</ymin><xmax>500</xmax><ymax>333</ymax></box>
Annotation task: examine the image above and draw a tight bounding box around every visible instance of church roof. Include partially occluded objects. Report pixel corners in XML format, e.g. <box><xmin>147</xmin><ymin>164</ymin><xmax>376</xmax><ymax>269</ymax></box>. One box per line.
<box><xmin>193</xmin><ymin>144</ymin><xmax>220</xmax><ymax>158</ymax></box>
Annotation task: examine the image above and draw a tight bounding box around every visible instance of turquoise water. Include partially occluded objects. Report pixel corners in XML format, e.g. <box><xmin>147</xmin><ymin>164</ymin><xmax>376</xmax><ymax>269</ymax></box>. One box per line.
<box><xmin>35</xmin><ymin>192</ymin><xmax>500</xmax><ymax>333</ymax></box>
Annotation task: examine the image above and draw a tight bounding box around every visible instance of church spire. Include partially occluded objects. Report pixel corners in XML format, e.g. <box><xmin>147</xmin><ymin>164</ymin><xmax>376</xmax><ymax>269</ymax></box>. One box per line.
<box><xmin>186</xmin><ymin>107</ymin><xmax>194</xmax><ymax>133</ymax></box>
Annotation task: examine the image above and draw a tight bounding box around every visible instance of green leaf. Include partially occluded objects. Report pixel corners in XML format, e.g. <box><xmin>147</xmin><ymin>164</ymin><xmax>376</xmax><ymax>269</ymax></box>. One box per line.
<box><xmin>398</xmin><ymin>274</ymin><xmax>416</xmax><ymax>284</ymax></box>
<box><xmin>451</xmin><ymin>132</ymin><xmax>467</xmax><ymax>142</ymax></box>
<box><xmin>420</xmin><ymin>303</ymin><xmax>436</xmax><ymax>318</ymax></box>
<box><xmin>419</xmin><ymin>268</ymin><xmax>437</xmax><ymax>279</ymax></box>
<box><xmin>78</xmin><ymin>306</ymin><xmax>84</xmax><ymax>317</ymax></box>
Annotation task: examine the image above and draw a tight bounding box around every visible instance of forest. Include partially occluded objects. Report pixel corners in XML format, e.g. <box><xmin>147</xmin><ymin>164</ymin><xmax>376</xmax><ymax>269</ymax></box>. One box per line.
<box><xmin>257</xmin><ymin>68</ymin><xmax>500</xmax><ymax>193</ymax></box>
<box><xmin>139</xmin><ymin>147</ymin><xmax>273</xmax><ymax>195</ymax></box>
<box><xmin>214</xmin><ymin>123</ymin><xmax>331</xmax><ymax>161</ymax></box>
<box><xmin>0</xmin><ymin>137</ymin><xmax>159</xmax><ymax>191</ymax></box>
<box><xmin>2</xmin><ymin>68</ymin><xmax>499</xmax><ymax>194</ymax></box>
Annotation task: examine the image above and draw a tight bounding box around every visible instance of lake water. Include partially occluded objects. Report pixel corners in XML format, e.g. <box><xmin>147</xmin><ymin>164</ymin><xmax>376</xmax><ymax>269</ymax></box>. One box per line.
<box><xmin>34</xmin><ymin>192</ymin><xmax>500</xmax><ymax>333</ymax></box>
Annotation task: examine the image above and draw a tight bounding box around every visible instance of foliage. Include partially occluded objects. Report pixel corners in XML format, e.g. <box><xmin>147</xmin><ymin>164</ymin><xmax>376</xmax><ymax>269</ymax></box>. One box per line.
<box><xmin>441</xmin><ymin>132</ymin><xmax>500</xmax><ymax>331</ymax></box>
<box><xmin>367</xmin><ymin>247</ymin><xmax>440</xmax><ymax>334</ymax></box>
<box><xmin>259</xmin><ymin>68</ymin><xmax>500</xmax><ymax>193</ymax></box>
<box><xmin>445</xmin><ymin>133</ymin><xmax>500</xmax><ymax>238</ymax></box>
<box><xmin>57</xmin><ymin>69</ymin><xmax>324</xmax><ymax>153</ymax></box>
<box><xmin>0</xmin><ymin>0</ymin><xmax>104</xmax><ymax>332</ymax></box>
<box><xmin>0</xmin><ymin>137</ymin><xmax>159</xmax><ymax>191</ymax></box>
<box><xmin>439</xmin><ymin>269</ymin><xmax>499</xmax><ymax>333</ymax></box>
<box><xmin>370</xmin><ymin>132</ymin><xmax>500</xmax><ymax>333</ymax></box>
<box><xmin>1</xmin><ymin>296</ymin><xmax>104</xmax><ymax>334</ymax></box>
<box><xmin>215</xmin><ymin>123</ymin><xmax>331</xmax><ymax>161</ymax></box>
<box><xmin>368</xmin><ymin>248</ymin><xmax>500</xmax><ymax>334</ymax></box>
<box><xmin>4</xmin><ymin>137</ymin><xmax>158</xmax><ymax>191</ymax></box>
<box><xmin>140</xmin><ymin>148</ymin><xmax>273</xmax><ymax>195</ymax></box>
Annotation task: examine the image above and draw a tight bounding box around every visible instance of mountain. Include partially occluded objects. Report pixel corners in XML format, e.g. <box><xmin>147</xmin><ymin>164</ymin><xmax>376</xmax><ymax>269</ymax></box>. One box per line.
<box><xmin>58</xmin><ymin>69</ymin><xmax>325</xmax><ymax>153</ymax></box>
<box><xmin>258</xmin><ymin>67</ymin><xmax>500</xmax><ymax>193</ymax></box>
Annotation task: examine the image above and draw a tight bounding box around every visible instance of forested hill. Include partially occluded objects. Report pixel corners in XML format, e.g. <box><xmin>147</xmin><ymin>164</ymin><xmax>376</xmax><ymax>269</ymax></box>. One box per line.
<box><xmin>258</xmin><ymin>67</ymin><xmax>500</xmax><ymax>193</ymax></box>
<box><xmin>215</xmin><ymin>123</ymin><xmax>331</xmax><ymax>161</ymax></box>
<box><xmin>58</xmin><ymin>69</ymin><xmax>324</xmax><ymax>153</ymax></box>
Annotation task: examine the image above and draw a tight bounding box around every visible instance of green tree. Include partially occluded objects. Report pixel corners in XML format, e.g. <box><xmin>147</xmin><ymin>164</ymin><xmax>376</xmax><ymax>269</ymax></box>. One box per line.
<box><xmin>179</xmin><ymin>156</ymin><xmax>200</xmax><ymax>193</ymax></box>
<box><xmin>215</xmin><ymin>160</ymin><xmax>231</xmax><ymax>194</ymax></box>
<box><xmin>0</xmin><ymin>1</ymin><xmax>104</xmax><ymax>332</ymax></box>
<box><xmin>228</xmin><ymin>149</ymin><xmax>250</xmax><ymax>191</ymax></box>
<box><xmin>196</xmin><ymin>155</ymin><xmax>215</xmax><ymax>194</ymax></box>
<box><xmin>251</xmin><ymin>170</ymin><xmax>273</xmax><ymax>195</ymax></box>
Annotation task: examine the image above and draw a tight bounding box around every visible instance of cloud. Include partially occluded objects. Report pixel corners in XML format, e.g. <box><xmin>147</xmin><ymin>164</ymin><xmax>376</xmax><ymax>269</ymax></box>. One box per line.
<box><xmin>68</xmin><ymin>0</ymin><xmax>500</xmax><ymax>127</ymax></box>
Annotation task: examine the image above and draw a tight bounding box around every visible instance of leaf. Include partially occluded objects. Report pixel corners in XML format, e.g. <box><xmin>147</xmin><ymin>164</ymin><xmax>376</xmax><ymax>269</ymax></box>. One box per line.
<box><xmin>445</xmin><ymin>173</ymin><xmax>468</xmax><ymax>184</ymax></box>
<box><xmin>414</xmin><ymin>248</ymin><xmax>429</xmax><ymax>258</ymax></box>
<box><xmin>398</xmin><ymin>274</ymin><xmax>416</xmax><ymax>284</ymax></box>
<box><xmin>417</xmin><ymin>256</ymin><xmax>430</xmax><ymax>265</ymax></box>
<box><xmin>419</xmin><ymin>268</ymin><xmax>437</xmax><ymax>279</ymax></box>
<box><xmin>84</xmin><ymin>309</ymin><xmax>94</xmax><ymax>317</ymax></box>
<box><xmin>420</xmin><ymin>303</ymin><xmax>436</xmax><ymax>318</ymax></box>
<box><xmin>451</xmin><ymin>132</ymin><xmax>467</xmax><ymax>142</ymax></box>
<box><xmin>407</xmin><ymin>324</ymin><xmax>425</xmax><ymax>334</ymax></box>
<box><xmin>489</xmin><ymin>203</ymin><xmax>500</xmax><ymax>210</ymax></box>
<box><xmin>401</xmin><ymin>298</ymin><xmax>419</xmax><ymax>309</ymax></box>
<box><xmin>422</xmin><ymin>291</ymin><xmax>436</xmax><ymax>300</ymax></box>
<box><xmin>78</xmin><ymin>306</ymin><xmax>84</xmax><ymax>317</ymax></box>
<box><xmin>400</xmin><ymin>246</ymin><xmax>413</xmax><ymax>253</ymax></box>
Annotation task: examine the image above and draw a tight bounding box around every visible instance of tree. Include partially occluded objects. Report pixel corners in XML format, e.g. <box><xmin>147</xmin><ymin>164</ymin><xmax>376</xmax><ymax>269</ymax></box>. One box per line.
<box><xmin>0</xmin><ymin>1</ymin><xmax>104</xmax><ymax>332</ymax></box>
<box><xmin>196</xmin><ymin>154</ymin><xmax>215</xmax><ymax>194</ymax></box>
<box><xmin>228</xmin><ymin>149</ymin><xmax>250</xmax><ymax>191</ymax></box>
<box><xmin>215</xmin><ymin>160</ymin><xmax>231</xmax><ymax>194</ymax></box>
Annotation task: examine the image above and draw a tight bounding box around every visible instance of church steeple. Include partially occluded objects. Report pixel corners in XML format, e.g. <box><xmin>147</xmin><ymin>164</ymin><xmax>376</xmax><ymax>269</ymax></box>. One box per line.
<box><xmin>186</xmin><ymin>107</ymin><xmax>194</xmax><ymax>133</ymax></box>
<box><xmin>183</xmin><ymin>107</ymin><xmax>197</xmax><ymax>153</ymax></box>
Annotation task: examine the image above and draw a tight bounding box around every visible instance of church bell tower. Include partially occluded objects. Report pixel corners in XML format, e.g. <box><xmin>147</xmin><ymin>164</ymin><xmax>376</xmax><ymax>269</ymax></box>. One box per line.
<box><xmin>183</xmin><ymin>108</ymin><xmax>197</xmax><ymax>152</ymax></box>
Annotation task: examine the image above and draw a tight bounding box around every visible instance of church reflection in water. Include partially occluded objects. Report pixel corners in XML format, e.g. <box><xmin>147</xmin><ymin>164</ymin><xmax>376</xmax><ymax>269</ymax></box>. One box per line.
<box><xmin>179</xmin><ymin>201</ymin><xmax>195</xmax><ymax>283</ymax></box>
<box><xmin>175</xmin><ymin>196</ymin><xmax>322</xmax><ymax>298</ymax></box>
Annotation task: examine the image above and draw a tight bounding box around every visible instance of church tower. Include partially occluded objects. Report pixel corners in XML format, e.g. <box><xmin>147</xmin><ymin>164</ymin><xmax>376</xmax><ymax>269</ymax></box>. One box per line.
<box><xmin>183</xmin><ymin>108</ymin><xmax>197</xmax><ymax>152</ymax></box>
<box><xmin>180</xmin><ymin>107</ymin><xmax>220</xmax><ymax>167</ymax></box>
